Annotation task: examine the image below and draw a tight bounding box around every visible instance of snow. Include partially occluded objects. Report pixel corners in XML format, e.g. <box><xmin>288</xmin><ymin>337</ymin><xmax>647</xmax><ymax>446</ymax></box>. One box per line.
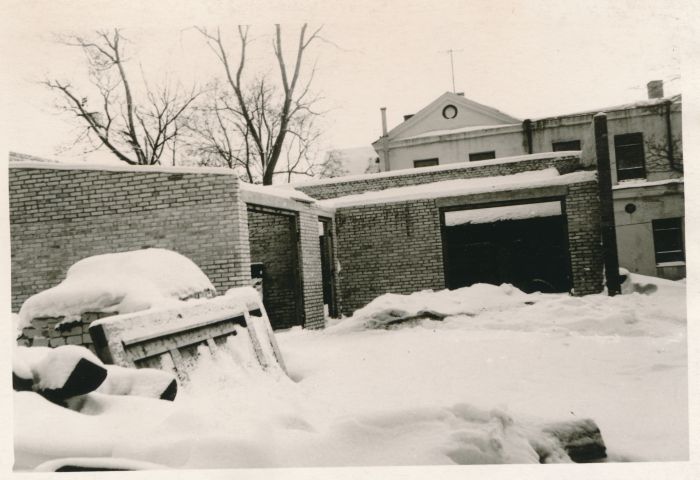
<box><xmin>612</xmin><ymin>178</ymin><xmax>683</xmax><ymax>190</ymax></box>
<box><xmin>19</xmin><ymin>248</ymin><xmax>215</xmax><ymax>324</ymax></box>
<box><xmin>319</xmin><ymin>169</ymin><xmax>596</xmax><ymax>209</ymax></box>
<box><xmin>445</xmin><ymin>201</ymin><xmax>561</xmax><ymax>226</ymax></box>
<box><xmin>12</xmin><ymin>313</ymin><xmax>27</xmax><ymax>340</ymax></box>
<box><xmin>32</xmin><ymin>345</ymin><xmax>104</xmax><ymax>391</ymax></box>
<box><xmin>97</xmin><ymin>366</ymin><xmax>175</xmax><ymax>399</ymax></box>
<box><xmin>13</xmin><ymin>271</ymin><xmax>687</xmax><ymax>470</ymax></box>
<box><xmin>292</xmin><ymin>151</ymin><xmax>580</xmax><ymax>187</ymax></box>
<box><xmin>239</xmin><ymin>181</ymin><xmax>316</xmax><ymax>203</ymax></box>
<box><xmin>34</xmin><ymin>457</ymin><xmax>167</xmax><ymax>472</ymax></box>
<box><xmin>403</xmin><ymin>123</ymin><xmax>520</xmax><ymax>140</ymax></box>
<box><xmin>9</xmin><ymin>158</ymin><xmax>244</xmax><ymax>176</ymax></box>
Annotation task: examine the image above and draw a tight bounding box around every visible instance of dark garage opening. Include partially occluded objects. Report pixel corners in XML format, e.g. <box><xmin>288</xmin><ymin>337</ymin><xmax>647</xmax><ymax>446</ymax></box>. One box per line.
<box><xmin>442</xmin><ymin>200</ymin><xmax>572</xmax><ymax>293</ymax></box>
<box><xmin>247</xmin><ymin>205</ymin><xmax>304</xmax><ymax>329</ymax></box>
<box><xmin>319</xmin><ymin>217</ymin><xmax>338</xmax><ymax>318</ymax></box>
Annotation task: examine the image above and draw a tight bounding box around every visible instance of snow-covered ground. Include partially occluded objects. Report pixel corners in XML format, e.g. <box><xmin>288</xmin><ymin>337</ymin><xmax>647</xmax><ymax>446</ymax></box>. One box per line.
<box><xmin>13</xmin><ymin>272</ymin><xmax>687</xmax><ymax>469</ymax></box>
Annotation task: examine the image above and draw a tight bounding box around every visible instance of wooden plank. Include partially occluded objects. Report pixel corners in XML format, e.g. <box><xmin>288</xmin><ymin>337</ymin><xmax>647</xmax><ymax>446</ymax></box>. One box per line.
<box><xmin>122</xmin><ymin>312</ymin><xmax>247</xmax><ymax>346</ymax></box>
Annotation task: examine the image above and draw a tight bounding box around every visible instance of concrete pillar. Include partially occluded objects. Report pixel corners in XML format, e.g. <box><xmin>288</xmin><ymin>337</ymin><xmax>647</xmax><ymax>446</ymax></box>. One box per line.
<box><xmin>593</xmin><ymin>113</ymin><xmax>621</xmax><ymax>296</ymax></box>
<box><xmin>380</xmin><ymin>107</ymin><xmax>390</xmax><ymax>171</ymax></box>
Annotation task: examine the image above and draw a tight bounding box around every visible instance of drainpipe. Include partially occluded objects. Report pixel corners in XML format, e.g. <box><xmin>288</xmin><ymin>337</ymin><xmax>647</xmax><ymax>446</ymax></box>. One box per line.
<box><xmin>665</xmin><ymin>99</ymin><xmax>681</xmax><ymax>172</ymax></box>
<box><xmin>380</xmin><ymin>107</ymin><xmax>390</xmax><ymax>171</ymax></box>
<box><xmin>522</xmin><ymin>119</ymin><xmax>533</xmax><ymax>154</ymax></box>
<box><xmin>593</xmin><ymin>113</ymin><xmax>621</xmax><ymax>296</ymax></box>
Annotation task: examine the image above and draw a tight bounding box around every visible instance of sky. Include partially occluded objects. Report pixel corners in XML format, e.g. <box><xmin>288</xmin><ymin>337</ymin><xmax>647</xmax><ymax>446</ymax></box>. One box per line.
<box><xmin>0</xmin><ymin>0</ymin><xmax>695</xmax><ymax>166</ymax></box>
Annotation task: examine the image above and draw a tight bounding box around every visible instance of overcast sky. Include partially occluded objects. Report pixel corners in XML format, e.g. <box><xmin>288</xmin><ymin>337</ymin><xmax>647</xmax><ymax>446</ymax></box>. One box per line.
<box><xmin>0</xmin><ymin>0</ymin><xmax>695</xmax><ymax>166</ymax></box>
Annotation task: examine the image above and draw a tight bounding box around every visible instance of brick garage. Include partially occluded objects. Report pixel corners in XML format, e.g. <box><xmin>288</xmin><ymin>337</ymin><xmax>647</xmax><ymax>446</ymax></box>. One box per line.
<box><xmin>9</xmin><ymin>162</ymin><xmax>326</xmax><ymax>333</ymax></box>
<box><xmin>9</xmin><ymin>165</ymin><xmax>252</xmax><ymax>312</ymax></box>
<box><xmin>331</xmin><ymin>177</ymin><xmax>603</xmax><ymax>315</ymax></box>
<box><xmin>9</xmin><ymin>151</ymin><xmax>603</xmax><ymax>333</ymax></box>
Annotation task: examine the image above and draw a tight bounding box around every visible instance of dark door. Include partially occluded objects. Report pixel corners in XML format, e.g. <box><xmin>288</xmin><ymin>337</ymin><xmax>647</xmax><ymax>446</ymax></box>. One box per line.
<box><xmin>444</xmin><ymin>213</ymin><xmax>571</xmax><ymax>293</ymax></box>
<box><xmin>319</xmin><ymin>218</ymin><xmax>338</xmax><ymax>317</ymax></box>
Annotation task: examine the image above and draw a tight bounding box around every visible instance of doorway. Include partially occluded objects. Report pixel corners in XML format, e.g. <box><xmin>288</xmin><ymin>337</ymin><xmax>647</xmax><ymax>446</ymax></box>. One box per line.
<box><xmin>247</xmin><ymin>205</ymin><xmax>304</xmax><ymax>329</ymax></box>
<box><xmin>441</xmin><ymin>200</ymin><xmax>572</xmax><ymax>293</ymax></box>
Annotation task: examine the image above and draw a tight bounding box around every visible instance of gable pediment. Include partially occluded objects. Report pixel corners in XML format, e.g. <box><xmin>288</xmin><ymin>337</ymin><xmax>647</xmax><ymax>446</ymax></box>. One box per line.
<box><xmin>388</xmin><ymin>92</ymin><xmax>520</xmax><ymax>141</ymax></box>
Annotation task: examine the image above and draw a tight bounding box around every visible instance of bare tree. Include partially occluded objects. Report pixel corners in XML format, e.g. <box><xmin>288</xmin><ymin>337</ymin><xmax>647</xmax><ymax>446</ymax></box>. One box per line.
<box><xmin>194</xmin><ymin>24</ymin><xmax>323</xmax><ymax>184</ymax></box>
<box><xmin>44</xmin><ymin>29</ymin><xmax>200</xmax><ymax>165</ymax></box>
<box><xmin>645</xmin><ymin>134</ymin><xmax>683</xmax><ymax>174</ymax></box>
<box><xmin>316</xmin><ymin>149</ymin><xmax>350</xmax><ymax>179</ymax></box>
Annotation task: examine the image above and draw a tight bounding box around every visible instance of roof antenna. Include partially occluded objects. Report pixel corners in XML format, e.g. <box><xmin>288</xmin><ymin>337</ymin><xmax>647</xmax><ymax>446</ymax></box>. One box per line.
<box><xmin>442</xmin><ymin>48</ymin><xmax>463</xmax><ymax>93</ymax></box>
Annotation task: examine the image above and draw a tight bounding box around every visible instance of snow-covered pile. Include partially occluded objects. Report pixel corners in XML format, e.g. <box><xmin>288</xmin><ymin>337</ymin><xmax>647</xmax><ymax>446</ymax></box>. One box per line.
<box><xmin>19</xmin><ymin>249</ymin><xmax>215</xmax><ymax>325</ymax></box>
<box><xmin>331</xmin><ymin>274</ymin><xmax>686</xmax><ymax>339</ymax></box>
<box><xmin>332</xmin><ymin>283</ymin><xmax>530</xmax><ymax>331</ymax></box>
<box><xmin>14</xmin><ymin>272</ymin><xmax>687</xmax><ymax>469</ymax></box>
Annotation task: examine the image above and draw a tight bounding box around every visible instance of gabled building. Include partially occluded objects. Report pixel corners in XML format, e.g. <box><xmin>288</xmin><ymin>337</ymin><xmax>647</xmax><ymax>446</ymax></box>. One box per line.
<box><xmin>371</xmin><ymin>82</ymin><xmax>684</xmax><ymax>280</ymax></box>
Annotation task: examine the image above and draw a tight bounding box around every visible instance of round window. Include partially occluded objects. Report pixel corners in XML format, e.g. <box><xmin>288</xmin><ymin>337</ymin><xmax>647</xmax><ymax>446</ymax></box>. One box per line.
<box><xmin>442</xmin><ymin>104</ymin><xmax>458</xmax><ymax>119</ymax></box>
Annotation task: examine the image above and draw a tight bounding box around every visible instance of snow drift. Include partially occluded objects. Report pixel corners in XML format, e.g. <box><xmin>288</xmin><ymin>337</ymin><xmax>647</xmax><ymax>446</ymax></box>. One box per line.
<box><xmin>13</xmin><ymin>272</ymin><xmax>687</xmax><ymax>469</ymax></box>
<box><xmin>19</xmin><ymin>248</ymin><xmax>216</xmax><ymax>326</ymax></box>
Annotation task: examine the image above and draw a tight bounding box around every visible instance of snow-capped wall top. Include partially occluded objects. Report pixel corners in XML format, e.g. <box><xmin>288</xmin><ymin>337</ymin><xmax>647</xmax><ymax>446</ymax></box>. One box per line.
<box><xmin>293</xmin><ymin>151</ymin><xmax>579</xmax><ymax>187</ymax></box>
<box><xmin>19</xmin><ymin>248</ymin><xmax>215</xmax><ymax>324</ymax></box>
<box><xmin>319</xmin><ymin>169</ymin><xmax>596</xmax><ymax>209</ymax></box>
<box><xmin>238</xmin><ymin>181</ymin><xmax>316</xmax><ymax>203</ymax></box>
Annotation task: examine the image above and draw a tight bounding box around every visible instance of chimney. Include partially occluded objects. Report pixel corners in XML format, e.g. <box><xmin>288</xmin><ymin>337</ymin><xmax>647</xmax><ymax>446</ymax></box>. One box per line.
<box><xmin>380</xmin><ymin>107</ymin><xmax>388</xmax><ymax>136</ymax></box>
<box><xmin>403</xmin><ymin>114</ymin><xmax>414</xmax><ymax>121</ymax></box>
<box><xmin>647</xmin><ymin>80</ymin><xmax>664</xmax><ymax>99</ymax></box>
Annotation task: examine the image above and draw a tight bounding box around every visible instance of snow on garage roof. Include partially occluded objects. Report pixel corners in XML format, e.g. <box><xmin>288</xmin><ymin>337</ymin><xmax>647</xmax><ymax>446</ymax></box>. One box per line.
<box><xmin>238</xmin><ymin>181</ymin><xmax>315</xmax><ymax>203</ymax></box>
<box><xmin>292</xmin><ymin>151</ymin><xmax>580</xmax><ymax>188</ymax></box>
<box><xmin>319</xmin><ymin>169</ymin><xmax>596</xmax><ymax>209</ymax></box>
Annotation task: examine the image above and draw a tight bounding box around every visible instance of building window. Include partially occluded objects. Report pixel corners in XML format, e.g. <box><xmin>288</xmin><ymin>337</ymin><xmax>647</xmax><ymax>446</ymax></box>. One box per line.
<box><xmin>614</xmin><ymin>133</ymin><xmax>646</xmax><ymax>181</ymax></box>
<box><xmin>652</xmin><ymin>218</ymin><xmax>684</xmax><ymax>264</ymax></box>
<box><xmin>552</xmin><ymin>140</ymin><xmax>581</xmax><ymax>152</ymax></box>
<box><xmin>413</xmin><ymin>158</ymin><xmax>439</xmax><ymax>168</ymax></box>
<box><xmin>469</xmin><ymin>151</ymin><xmax>496</xmax><ymax>162</ymax></box>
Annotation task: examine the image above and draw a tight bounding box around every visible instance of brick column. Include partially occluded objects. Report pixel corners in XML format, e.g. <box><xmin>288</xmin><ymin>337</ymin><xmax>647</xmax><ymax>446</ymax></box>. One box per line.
<box><xmin>297</xmin><ymin>211</ymin><xmax>325</xmax><ymax>329</ymax></box>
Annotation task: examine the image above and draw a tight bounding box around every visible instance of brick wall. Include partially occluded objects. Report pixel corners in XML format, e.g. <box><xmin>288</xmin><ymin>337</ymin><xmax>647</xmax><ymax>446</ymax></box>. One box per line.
<box><xmin>247</xmin><ymin>209</ymin><xmax>302</xmax><ymax>330</ymax></box>
<box><xmin>334</xmin><ymin>199</ymin><xmax>446</xmax><ymax>315</ymax></box>
<box><xmin>333</xmin><ymin>178</ymin><xmax>603</xmax><ymax>315</ymax></box>
<box><xmin>297</xmin><ymin>210</ymin><xmax>325</xmax><ymax>329</ymax></box>
<box><xmin>9</xmin><ymin>166</ymin><xmax>251</xmax><ymax>312</ymax></box>
<box><xmin>297</xmin><ymin>154</ymin><xmax>580</xmax><ymax>200</ymax></box>
<box><xmin>16</xmin><ymin>312</ymin><xmax>110</xmax><ymax>353</ymax></box>
<box><xmin>565</xmin><ymin>180</ymin><xmax>605</xmax><ymax>295</ymax></box>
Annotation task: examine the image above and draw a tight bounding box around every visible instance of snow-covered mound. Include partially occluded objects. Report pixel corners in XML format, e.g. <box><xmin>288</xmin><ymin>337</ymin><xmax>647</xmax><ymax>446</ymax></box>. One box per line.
<box><xmin>14</xmin><ymin>273</ymin><xmax>687</xmax><ymax>469</ymax></box>
<box><xmin>19</xmin><ymin>249</ymin><xmax>215</xmax><ymax>324</ymax></box>
<box><xmin>333</xmin><ymin>283</ymin><xmax>530</xmax><ymax>331</ymax></box>
<box><xmin>330</xmin><ymin>272</ymin><xmax>685</xmax><ymax>338</ymax></box>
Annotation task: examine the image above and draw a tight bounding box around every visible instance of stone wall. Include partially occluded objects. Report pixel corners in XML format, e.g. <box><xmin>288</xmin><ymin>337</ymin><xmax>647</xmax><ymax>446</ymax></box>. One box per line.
<box><xmin>9</xmin><ymin>166</ymin><xmax>252</xmax><ymax>312</ymax></box>
<box><xmin>297</xmin><ymin>153</ymin><xmax>580</xmax><ymax>200</ymax></box>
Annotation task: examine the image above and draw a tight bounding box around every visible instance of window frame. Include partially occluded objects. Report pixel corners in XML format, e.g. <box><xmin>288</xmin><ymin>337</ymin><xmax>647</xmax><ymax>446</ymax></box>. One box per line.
<box><xmin>614</xmin><ymin>132</ymin><xmax>646</xmax><ymax>181</ymax></box>
<box><xmin>552</xmin><ymin>140</ymin><xmax>581</xmax><ymax>152</ymax></box>
<box><xmin>469</xmin><ymin>151</ymin><xmax>496</xmax><ymax>162</ymax></box>
<box><xmin>413</xmin><ymin>158</ymin><xmax>440</xmax><ymax>168</ymax></box>
<box><xmin>652</xmin><ymin>217</ymin><xmax>685</xmax><ymax>264</ymax></box>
